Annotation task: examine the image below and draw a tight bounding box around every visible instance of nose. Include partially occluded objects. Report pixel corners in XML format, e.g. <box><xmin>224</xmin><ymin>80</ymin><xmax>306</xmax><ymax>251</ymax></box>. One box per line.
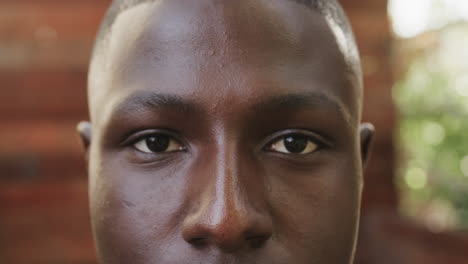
<box><xmin>182</xmin><ymin>147</ymin><xmax>273</xmax><ymax>252</ymax></box>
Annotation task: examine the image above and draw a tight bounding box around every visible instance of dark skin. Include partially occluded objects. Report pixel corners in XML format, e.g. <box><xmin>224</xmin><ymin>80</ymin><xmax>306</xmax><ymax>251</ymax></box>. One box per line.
<box><xmin>78</xmin><ymin>0</ymin><xmax>374</xmax><ymax>263</ymax></box>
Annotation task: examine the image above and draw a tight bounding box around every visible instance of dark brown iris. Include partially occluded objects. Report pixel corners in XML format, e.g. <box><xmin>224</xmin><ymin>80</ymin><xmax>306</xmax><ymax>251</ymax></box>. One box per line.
<box><xmin>284</xmin><ymin>135</ymin><xmax>308</xmax><ymax>153</ymax></box>
<box><xmin>146</xmin><ymin>135</ymin><xmax>170</xmax><ymax>152</ymax></box>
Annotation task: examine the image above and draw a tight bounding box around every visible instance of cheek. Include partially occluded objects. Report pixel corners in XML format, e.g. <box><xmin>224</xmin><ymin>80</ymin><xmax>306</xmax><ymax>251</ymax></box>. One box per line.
<box><xmin>267</xmin><ymin>154</ymin><xmax>361</xmax><ymax>262</ymax></box>
<box><xmin>89</xmin><ymin>154</ymin><xmax>191</xmax><ymax>263</ymax></box>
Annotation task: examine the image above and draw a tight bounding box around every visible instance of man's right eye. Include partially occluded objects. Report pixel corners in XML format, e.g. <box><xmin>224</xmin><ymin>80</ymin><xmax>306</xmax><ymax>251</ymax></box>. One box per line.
<box><xmin>133</xmin><ymin>134</ymin><xmax>185</xmax><ymax>154</ymax></box>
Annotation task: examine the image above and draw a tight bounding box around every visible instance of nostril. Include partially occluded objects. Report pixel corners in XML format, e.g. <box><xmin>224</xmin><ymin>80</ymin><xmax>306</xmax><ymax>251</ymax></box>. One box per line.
<box><xmin>189</xmin><ymin>237</ymin><xmax>209</xmax><ymax>249</ymax></box>
<box><xmin>246</xmin><ymin>234</ymin><xmax>271</xmax><ymax>249</ymax></box>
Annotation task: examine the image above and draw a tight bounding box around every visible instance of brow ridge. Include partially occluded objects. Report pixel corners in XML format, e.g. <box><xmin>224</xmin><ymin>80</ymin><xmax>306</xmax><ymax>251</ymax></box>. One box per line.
<box><xmin>113</xmin><ymin>91</ymin><xmax>198</xmax><ymax>117</ymax></box>
<box><xmin>110</xmin><ymin>90</ymin><xmax>354</xmax><ymax>128</ymax></box>
<box><xmin>254</xmin><ymin>92</ymin><xmax>354</xmax><ymax>127</ymax></box>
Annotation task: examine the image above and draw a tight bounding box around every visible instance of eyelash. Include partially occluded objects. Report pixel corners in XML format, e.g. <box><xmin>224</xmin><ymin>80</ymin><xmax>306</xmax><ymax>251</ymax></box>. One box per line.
<box><xmin>123</xmin><ymin>129</ymin><xmax>330</xmax><ymax>155</ymax></box>
<box><xmin>122</xmin><ymin>129</ymin><xmax>186</xmax><ymax>149</ymax></box>
<box><xmin>263</xmin><ymin>131</ymin><xmax>330</xmax><ymax>153</ymax></box>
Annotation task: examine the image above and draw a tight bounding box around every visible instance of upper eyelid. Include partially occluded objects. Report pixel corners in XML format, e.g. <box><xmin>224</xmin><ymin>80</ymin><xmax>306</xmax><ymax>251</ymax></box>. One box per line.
<box><xmin>266</xmin><ymin>136</ymin><xmax>325</xmax><ymax>154</ymax></box>
<box><xmin>262</xmin><ymin>129</ymin><xmax>333</xmax><ymax>149</ymax></box>
<box><xmin>120</xmin><ymin>129</ymin><xmax>184</xmax><ymax>147</ymax></box>
<box><xmin>119</xmin><ymin>128</ymin><xmax>332</xmax><ymax>150</ymax></box>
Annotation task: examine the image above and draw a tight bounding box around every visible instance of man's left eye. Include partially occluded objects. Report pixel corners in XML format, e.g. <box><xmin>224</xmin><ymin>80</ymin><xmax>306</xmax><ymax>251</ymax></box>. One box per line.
<box><xmin>133</xmin><ymin>134</ymin><xmax>185</xmax><ymax>154</ymax></box>
<box><xmin>267</xmin><ymin>134</ymin><xmax>320</xmax><ymax>155</ymax></box>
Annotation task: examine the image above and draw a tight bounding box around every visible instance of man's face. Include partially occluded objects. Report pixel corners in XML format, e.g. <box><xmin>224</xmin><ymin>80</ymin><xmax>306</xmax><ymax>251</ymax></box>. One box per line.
<box><xmin>82</xmin><ymin>0</ymin><xmax>373</xmax><ymax>263</ymax></box>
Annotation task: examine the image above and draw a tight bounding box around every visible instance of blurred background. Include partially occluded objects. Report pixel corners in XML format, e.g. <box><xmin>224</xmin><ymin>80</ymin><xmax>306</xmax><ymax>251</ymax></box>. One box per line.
<box><xmin>1</xmin><ymin>0</ymin><xmax>468</xmax><ymax>263</ymax></box>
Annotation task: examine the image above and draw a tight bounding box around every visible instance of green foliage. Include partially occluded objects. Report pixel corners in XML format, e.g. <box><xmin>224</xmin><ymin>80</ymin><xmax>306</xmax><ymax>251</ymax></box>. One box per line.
<box><xmin>394</xmin><ymin>25</ymin><xmax>468</xmax><ymax>229</ymax></box>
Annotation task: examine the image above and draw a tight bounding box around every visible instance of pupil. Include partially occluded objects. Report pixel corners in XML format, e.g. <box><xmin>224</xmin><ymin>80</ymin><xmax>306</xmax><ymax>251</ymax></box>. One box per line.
<box><xmin>146</xmin><ymin>135</ymin><xmax>170</xmax><ymax>152</ymax></box>
<box><xmin>284</xmin><ymin>135</ymin><xmax>308</xmax><ymax>153</ymax></box>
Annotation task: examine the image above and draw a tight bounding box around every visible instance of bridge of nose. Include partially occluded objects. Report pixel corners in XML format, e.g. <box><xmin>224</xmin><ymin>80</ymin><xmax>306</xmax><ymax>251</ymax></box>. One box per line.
<box><xmin>181</xmin><ymin>137</ymin><xmax>273</xmax><ymax>251</ymax></box>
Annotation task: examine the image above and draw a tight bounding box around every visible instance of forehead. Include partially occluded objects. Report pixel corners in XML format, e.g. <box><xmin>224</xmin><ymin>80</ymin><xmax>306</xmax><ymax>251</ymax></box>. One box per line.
<box><xmin>91</xmin><ymin>0</ymin><xmax>359</xmax><ymax>125</ymax></box>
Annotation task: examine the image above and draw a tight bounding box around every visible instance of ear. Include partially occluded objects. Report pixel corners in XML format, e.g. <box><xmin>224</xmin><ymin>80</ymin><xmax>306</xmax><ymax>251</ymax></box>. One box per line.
<box><xmin>77</xmin><ymin>121</ymin><xmax>92</xmax><ymax>154</ymax></box>
<box><xmin>359</xmin><ymin>123</ymin><xmax>375</xmax><ymax>170</ymax></box>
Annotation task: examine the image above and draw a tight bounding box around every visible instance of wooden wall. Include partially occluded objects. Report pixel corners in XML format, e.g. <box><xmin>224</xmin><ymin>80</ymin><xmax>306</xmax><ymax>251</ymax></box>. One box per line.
<box><xmin>0</xmin><ymin>1</ymin><xmax>109</xmax><ymax>263</ymax></box>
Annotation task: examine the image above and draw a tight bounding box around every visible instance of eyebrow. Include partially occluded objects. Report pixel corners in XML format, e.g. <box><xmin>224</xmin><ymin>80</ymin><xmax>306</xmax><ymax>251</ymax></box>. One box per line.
<box><xmin>110</xmin><ymin>91</ymin><xmax>353</xmax><ymax>127</ymax></box>
<box><xmin>111</xmin><ymin>91</ymin><xmax>198</xmax><ymax>119</ymax></box>
<box><xmin>254</xmin><ymin>92</ymin><xmax>354</xmax><ymax>127</ymax></box>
